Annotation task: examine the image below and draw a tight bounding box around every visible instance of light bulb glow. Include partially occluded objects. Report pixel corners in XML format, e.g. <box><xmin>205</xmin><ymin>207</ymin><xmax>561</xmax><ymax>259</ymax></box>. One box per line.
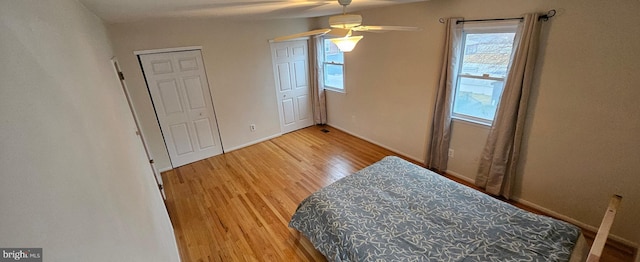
<box><xmin>329</xmin><ymin>35</ymin><xmax>363</xmax><ymax>52</ymax></box>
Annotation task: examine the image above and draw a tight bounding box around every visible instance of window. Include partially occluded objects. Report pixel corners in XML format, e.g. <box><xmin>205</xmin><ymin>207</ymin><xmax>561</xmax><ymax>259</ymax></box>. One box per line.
<box><xmin>452</xmin><ymin>23</ymin><xmax>517</xmax><ymax>125</ymax></box>
<box><xmin>323</xmin><ymin>38</ymin><xmax>345</xmax><ymax>92</ymax></box>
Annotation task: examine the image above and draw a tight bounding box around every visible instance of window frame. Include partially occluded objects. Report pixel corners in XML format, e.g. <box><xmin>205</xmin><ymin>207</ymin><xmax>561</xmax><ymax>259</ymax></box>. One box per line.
<box><xmin>322</xmin><ymin>38</ymin><xmax>346</xmax><ymax>93</ymax></box>
<box><xmin>451</xmin><ymin>22</ymin><xmax>519</xmax><ymax>126</ymax></box>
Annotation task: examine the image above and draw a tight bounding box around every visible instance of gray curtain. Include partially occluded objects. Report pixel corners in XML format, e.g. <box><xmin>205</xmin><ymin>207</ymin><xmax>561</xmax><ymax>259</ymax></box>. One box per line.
<box><xmin>475</xmin><ymin>13</ymin><xmax>543</xmax><ymax>198</ymax></box>
<box><xmin>310</xmin><ymin>36</ymin><xmax>327</xmax><ymax>124</ymax></box>
<box><xmin>427</xmin><ymin>18</ymin><xmax>463</xmax><ymax>171</ymax></box>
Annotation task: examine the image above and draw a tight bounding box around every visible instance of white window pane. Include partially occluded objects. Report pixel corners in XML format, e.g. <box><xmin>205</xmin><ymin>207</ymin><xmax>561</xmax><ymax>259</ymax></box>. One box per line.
<box><xmin>461</xmin><ymin>33</ymin><xmax>515</xmax><ymax>78</ymax></box>
<box><xmin>324</xmin><ymin>39</ymin><xmax>344</xmax><ymax>64</ymax></box>
<box><xmin>453</xmin><ymin>77</ymin><xmax>504</xmax><ymax>121</ymax></box>
<box><xmin>324</xmin><ymin>64</ymin><xmax>343</xmax><ymax>89</ymax></box>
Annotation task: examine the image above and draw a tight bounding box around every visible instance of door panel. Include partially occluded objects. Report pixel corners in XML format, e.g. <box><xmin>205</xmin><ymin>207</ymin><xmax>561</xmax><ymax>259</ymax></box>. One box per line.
<box><xmin>184</xmin><ymin>76</ymin><xmax>206</xmax><ymax>109</ymax></box>
<box><xmin>275</xmin><ymin>47</ymin><xmax>288</xmax><ymax>59</ymax></box>
<box><xmin>151</xmin><ymin>60</ymin><xmax>173</xmax><ymax>74</ymax></box>
<box><xmin>271</xmin><ymin>40</ymin><xmax>313</xmax><ymax>134</ymax></box>
<box><xmin>178</xmin><ymin>58</ymin><xmax>198</xmax><ymax>71</ymax></box>
<box><xmin>194</xmin><ymin>118</ymin><xmax>215</xmax><ymax>149</ymax></box>
<box><xmin>292</xmin><ymin>46</ymin><xmax>304</xmax><ymax>56</ymax></box>
<box><xmin>140</xmin><ymin>50</ymin><xmax>223</xmax><ymax>168</ymax></box>
<box><xmin>277</xmin><ymin>63</ymin><xmax>292</xmax><ymax>92</ymax></box>
<box><xmin>293</xmin><ymin>61</ymin><xmax>307</xmax><ymax>88</ymax></box>
<box><xmin>170</xmin><ymin>123</ymin><xmax>193</xmax><ymax>155</ymax></box>
<box><xmin>297</xmin><ymin>95</ymin><xmax>310</xmax><ymax>120</ymax></box>
<box><xmin>157</xmin><ymin>80</ymin><xmax>183</xmax><ymax>115</ymax></box>
<box><xmin>282</xmin><ymin>99</ymin><xmax>295</xmax><ymax>124</ymax></box>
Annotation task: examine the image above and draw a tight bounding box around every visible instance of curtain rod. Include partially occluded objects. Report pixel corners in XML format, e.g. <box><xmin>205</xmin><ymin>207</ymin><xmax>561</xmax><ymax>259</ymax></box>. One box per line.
<box><xmin>438</xmin><ymin>9</ymin><xmax>556</xmax><ymax>24</ymax></box>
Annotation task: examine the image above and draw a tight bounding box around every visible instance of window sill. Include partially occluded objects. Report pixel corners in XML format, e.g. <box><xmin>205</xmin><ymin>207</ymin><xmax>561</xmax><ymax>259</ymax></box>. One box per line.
<box><xmin>451</xmin><ymin>116</ymin><xmax>491</xmax><ymax>129</ymax></box>
<box><xmin>324</xmin><ymin>88</ymin><xmax>346</xmax><ymax>94</ymax></box>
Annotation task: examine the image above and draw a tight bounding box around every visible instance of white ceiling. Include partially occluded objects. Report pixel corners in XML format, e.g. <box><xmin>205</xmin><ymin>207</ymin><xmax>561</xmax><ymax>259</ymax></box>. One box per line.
<box><xmin>79</xmin><ymin>0</ymin><xmax>427</xmax><ymax>23</ymax></box>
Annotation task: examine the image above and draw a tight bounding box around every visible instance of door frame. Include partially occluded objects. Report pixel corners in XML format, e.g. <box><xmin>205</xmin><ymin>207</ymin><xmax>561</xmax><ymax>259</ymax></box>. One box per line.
<box><xmin>133</xmin><ymin>46</ymin><xmax>203</xmax><ymax>56</ymax></box>
<box><xmin>111</xmin><ymin>57</ymin><xmax>166</xmax><ymax>199</ymax></box>
<box><xmin>135</xmin><ymin>46</ymin><xmax>225</xmax><ymax>168</ymax></box>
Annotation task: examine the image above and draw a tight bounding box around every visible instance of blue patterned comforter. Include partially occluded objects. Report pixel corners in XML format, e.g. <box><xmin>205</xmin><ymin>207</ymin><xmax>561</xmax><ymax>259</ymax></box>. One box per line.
<box><xmin>289</xmin><ymin>156</ymin><xmax>580</xmax><ymax>261</ymax></box>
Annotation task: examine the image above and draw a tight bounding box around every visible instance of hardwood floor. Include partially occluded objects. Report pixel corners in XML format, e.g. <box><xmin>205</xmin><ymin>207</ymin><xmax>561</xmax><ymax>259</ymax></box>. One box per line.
<box><xmin>162</xmin><ymin>125</ymin><xmax>636</xmax><ymax>262</ymax></box>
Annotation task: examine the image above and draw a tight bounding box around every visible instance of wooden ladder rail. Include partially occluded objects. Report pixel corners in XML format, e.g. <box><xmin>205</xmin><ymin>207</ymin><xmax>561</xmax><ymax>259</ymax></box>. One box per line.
<box><xmin>586</xmin><ymin>194</ymin><xmax>623</xmax><ymax>262</ymax></box>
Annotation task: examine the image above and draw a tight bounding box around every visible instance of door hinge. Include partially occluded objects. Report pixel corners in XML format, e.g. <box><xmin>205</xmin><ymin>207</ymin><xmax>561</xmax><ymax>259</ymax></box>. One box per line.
<box><xmin>158</xmin><ymin>184</ymin><xmax>163</xmax><ymax>190</ymax></box>
<box><xmin>118</xmin><ymin>71</ymin><xmax>125</xmax><ymax>80</ymax></box>
<box><xmin>135</xmin><ymin>130</ymin><xmax>141</xmax><ymax>136</ymax></box>
<box><xmin>149</xmin><ymin>159</ymin><xmax>154</xmax><ymax>164</ymax></box>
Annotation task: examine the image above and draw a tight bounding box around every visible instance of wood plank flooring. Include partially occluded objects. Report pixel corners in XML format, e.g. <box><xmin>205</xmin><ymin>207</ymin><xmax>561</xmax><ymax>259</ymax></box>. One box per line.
<box><xmin>162</xmin><ymin>125</ymin><xmax>636</xmax><ymax>262</ymax></box>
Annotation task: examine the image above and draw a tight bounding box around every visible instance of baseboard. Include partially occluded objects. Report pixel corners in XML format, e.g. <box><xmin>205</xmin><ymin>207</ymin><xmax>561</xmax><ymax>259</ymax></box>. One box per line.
<box><xmin>159</xmin><ymin>166</ymin><xmax>173</xmax><ymax>173</ymax></box>
<box><xmin>444</xmin><ymin>170</ymin><xmax>475</xmax><ymax>184</ymax></box>
<box><xmin>155</xmin><ymin>133</ymin><xmax>282</xmax><ymax>172</ymax></box>
<box><xmin>327</xmin><ymin>124</ymin><xmax>424</xmax><ymax>163</ymax></box>
<box><xmin>223</xmin><ymin>133</ymin><xmax>282</xmax><ymax>153</ymax></box>
<box><xmin>513</xmin><ymin>198</ymin><xmax>639</xmax><ymax>249</ymax></box>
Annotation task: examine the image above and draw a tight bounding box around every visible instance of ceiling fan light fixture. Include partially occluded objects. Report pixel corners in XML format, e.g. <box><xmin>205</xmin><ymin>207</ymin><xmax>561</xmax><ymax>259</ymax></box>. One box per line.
<box><xmin>330</xmin><ymin>35</ymin><xmax>363</xmax><ymax>52</ymax></box>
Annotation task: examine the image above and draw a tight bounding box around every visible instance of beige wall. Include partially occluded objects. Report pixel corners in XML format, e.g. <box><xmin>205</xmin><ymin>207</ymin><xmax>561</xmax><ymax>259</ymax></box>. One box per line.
<box><xmin>0</xmin><ymin>1</ymin><xmax>180</xmax><ymax>261</ymax></box>
<box><xmin>108</xmin><ymin>17</ymin><xmax>312</xmax><ymax>170</ymax></box>
<box><xmin>447</xmin><ymin>121</ymin><xmax>489</xmax><ymax>181</ymax></box>
<box><xmin>322</xmin><ymin>3</ymin><xmax>436</xmax><ymax>161</ymax></box>
<box><xmin>326</xmin><ymin>0</ymin><xmax>640</xmax><ymax>245</ymax></box>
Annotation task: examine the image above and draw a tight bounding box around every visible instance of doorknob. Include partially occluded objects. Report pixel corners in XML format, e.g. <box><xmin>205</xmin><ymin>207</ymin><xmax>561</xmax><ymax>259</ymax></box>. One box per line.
<box><xmin>283</xmin><ymin>94</ymin><xmax>287</xmax><ymax>98</ymax></box>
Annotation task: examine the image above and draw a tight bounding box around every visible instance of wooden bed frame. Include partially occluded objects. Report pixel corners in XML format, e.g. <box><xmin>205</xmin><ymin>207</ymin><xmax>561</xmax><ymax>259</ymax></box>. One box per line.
<box><xmin>586</xmin><ymin>195</ymin><xmax>623</xmax><ymax>262</ymax></box>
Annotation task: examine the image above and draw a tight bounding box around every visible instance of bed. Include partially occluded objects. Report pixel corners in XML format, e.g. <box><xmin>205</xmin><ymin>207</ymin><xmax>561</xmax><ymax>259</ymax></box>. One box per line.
<box><xmin>290</xmin><ymin>156</ymin><xmax>587</xmax><ymax>261</ymax></box>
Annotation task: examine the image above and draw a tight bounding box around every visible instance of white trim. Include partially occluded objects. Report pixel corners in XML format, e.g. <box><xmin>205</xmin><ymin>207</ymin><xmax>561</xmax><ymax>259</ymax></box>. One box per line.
<box><xmin>224</xmin><ymin>133</ymin><xmax>282</xmax><ymax>153</ymax></box>
<box><xmin>452</xmin><ymin>117</ymin><xmax>491</xmax><ymax>129</ymax></box>
<box><xmin>156</xmin><ymin>133</ymin><xmax>282</xmax><ymax>171</ymax></box>
<box><xmin>513</xmin><ymin>197</ymin><xmax>639</xmax><ymax>249</ymax></box>
<box><xmin>444</xmin><ymin>169</ymin><xmax>475</xmax><ymax>184</ymax></box>
<box><xmin>133</xmin><ymin>46</ymin><xmax>202</xmax><ymax>55</ymax></box>
<box><xmin>111</xmin><ymin>57</ymin><xmax>156</xmax><ymax>162</ymax></box>
<box><xmin>111</xmin><ymin>57</ymin><xmax>166</xmax><ymax>200</ymax></box>
<box><xmin>158</xmin><ymin>166</ymin><xmax>173</xmax><ymax>173</ymax></box>
<box><xmin>328</xmin><ymin>124</ymin><xmax>423</xmax><ymax>163</ymax></box>
<box><xmin>451</xmin><ymin>113</ymin><xmax>493</xmax><ymax>126</ymax></box>
<box><xmin>324</xmin><ymin>88</ymin><xmax>346</xmax><ymax>94</ymax></box>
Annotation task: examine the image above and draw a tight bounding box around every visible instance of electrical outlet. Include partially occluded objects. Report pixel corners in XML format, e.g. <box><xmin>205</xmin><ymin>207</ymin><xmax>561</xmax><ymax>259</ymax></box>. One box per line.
<box><xmin>448</xmin><ymin>149</ymin><xmax>454</xmax><ymax>158</ymax></box>
<box><xmin>250</xmin><ymin>124</ymin><xmax>256</xmax><ymax>132</ymax></box>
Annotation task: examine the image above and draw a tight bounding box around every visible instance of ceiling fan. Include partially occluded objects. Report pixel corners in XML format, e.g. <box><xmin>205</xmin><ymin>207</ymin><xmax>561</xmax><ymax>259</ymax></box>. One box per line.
<box><xmin>273</xmin><ymin>0</ymin><xmax>420</xmax><ymax>52</ymax></box>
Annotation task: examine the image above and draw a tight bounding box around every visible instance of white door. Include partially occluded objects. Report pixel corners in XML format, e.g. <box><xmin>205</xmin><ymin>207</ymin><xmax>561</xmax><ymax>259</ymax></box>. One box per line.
<box><xmin>112</xmin><ymin>58</ymin><xmax>165</xmax><ymax>199</ymax></box>
<box><xmin>139</xmin><ymin>50</ymin><xmax>223</xmax><ymax>168</ymax></box>
<box><xmin>271</xmin><ymin>40</ymin><xmax>313</xmax><ymax>134</ymax></box>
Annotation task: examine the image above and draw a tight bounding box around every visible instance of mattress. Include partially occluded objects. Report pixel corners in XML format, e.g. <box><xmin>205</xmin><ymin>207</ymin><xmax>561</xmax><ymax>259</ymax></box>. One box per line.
<box><xmin>290</xmin><ymin>156</ymin><xmax>581</xmax><ymax>261</ymax></box>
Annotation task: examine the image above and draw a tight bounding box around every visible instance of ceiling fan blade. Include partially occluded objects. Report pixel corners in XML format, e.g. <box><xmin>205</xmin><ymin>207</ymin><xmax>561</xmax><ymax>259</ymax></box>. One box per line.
<box><xmin>273</xmin><ymin>28</ymin><xmax>331</xmax><ymax>42</ymax></box>
<box><xmin>326</xmin><ymin>28</ymin><xmax>353</xmax><ymax>38</ymax></box>
<box><xmin>352</xmin><ymin>25</ymin><xmax>421</xmax><ymax>32</ymax></box>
